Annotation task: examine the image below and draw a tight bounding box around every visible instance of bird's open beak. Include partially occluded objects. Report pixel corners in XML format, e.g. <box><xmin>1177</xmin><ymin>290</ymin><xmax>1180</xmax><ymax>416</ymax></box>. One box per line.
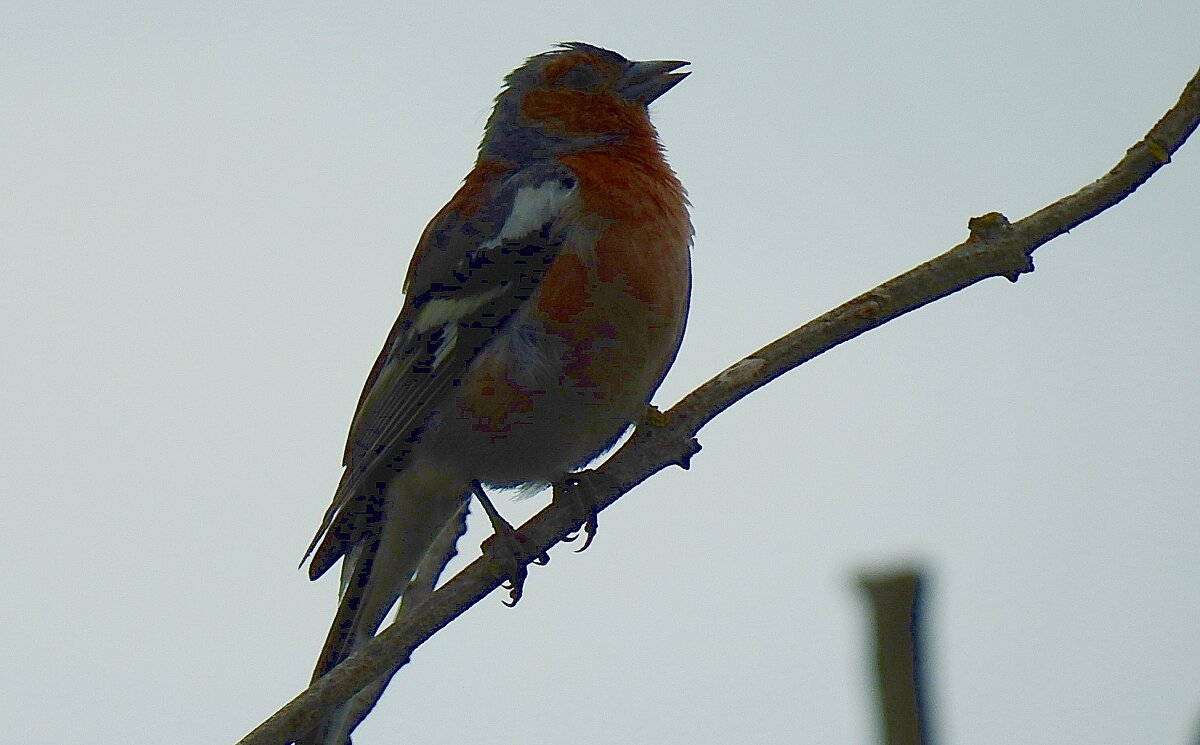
<box><xmin>619</xmin><ymin>59</ymin><xmax>690</xmax><ymax>104</ymax></box>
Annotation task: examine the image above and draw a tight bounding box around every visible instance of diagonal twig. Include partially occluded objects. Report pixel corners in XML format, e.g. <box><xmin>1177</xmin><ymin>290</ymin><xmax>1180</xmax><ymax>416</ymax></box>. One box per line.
<box><xmin>236</xmin><ymin>65</ymin><xmax>1200</xmax><ymax>745</ymax></box>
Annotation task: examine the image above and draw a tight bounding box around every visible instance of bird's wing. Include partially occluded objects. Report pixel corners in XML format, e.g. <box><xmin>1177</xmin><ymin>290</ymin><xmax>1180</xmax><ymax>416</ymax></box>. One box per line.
<box><xmin>303</xmin><ymin>162</ymin><xmax>582</xmax><ymax>579</ymax></box>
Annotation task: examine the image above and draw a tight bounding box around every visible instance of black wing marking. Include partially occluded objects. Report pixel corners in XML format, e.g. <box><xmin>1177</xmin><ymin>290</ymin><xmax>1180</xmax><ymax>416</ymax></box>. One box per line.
<box><xmin>304</xmin><ymin>163</ymin><xmax>579</xmax><ymax>577</ymax></box>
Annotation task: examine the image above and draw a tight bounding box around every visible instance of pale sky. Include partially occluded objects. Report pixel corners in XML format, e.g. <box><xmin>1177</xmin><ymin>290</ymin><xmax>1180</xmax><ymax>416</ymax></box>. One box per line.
<box><xmin>3</xmin><ymin>3</ymin><xmax>1198</xmax><ymax>745</ymax></box>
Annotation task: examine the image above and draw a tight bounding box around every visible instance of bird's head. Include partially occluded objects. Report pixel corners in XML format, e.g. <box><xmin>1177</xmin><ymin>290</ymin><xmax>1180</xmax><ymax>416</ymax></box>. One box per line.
<box><xmin>479</xmin><ymin>42</ymin><xmax>689</xmax><ymax>162</ymax></box>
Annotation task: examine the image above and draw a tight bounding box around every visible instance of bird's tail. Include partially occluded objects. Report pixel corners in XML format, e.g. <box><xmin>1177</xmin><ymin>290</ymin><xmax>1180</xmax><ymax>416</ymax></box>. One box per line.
<box><xmin>297</xmin><ymin>467</ymin><xmax>470</xmax><ymax>745</ymax></box>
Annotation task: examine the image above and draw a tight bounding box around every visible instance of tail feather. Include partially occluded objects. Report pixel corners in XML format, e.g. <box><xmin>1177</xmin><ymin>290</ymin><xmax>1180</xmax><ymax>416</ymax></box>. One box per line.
<box><xmin>297</xmin><ymin>466</ymin><xmax>469</xmax><ymax>745</ymax></box>
<box><xmin>303</xmin><ymin>502</ymin><xmax>471</xmax><ymax>745</ymax></box>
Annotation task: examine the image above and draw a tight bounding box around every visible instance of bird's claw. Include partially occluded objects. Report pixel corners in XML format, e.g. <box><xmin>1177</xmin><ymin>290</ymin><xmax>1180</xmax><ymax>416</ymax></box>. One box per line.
<box><xmin>557</xmin><ymin>474</ymin><xmax>606</xmax><ymax>552</ymax></box>
<box><xmin>481</xmin><ymin>524</ymin><xmax>548</xmax><ymax>606</ymax></box>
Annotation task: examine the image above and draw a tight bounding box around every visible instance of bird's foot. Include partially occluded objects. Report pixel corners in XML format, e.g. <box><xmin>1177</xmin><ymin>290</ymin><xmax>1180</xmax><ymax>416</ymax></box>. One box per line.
<box><xmin>556</xmin><ymin>471</ymin><xmax>615</xmax><ymax>552</ymax></box>
<box><xmin>473</xmin><ymin>480</ymin><xmax>547</xmax><ymax>606</ymax></box>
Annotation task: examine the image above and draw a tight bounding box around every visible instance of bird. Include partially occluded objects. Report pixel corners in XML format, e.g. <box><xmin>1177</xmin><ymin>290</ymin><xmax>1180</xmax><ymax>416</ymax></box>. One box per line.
<box><xmin>297</xmin><ymin>42</ymin><xmax>692</xmax><ymax>744</ymax></box>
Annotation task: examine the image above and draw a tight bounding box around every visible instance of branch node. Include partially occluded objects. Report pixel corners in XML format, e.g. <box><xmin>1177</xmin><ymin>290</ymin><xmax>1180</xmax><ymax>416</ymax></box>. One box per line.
<box><xmin>1144</xmin><ymin>137</ymin><xmax>1171</xmax><ymax>164</ymax></box>
<box><xmin>638</xmin><ymin>407</ymin><xmax>703</xmax><ymax>471</ymax></box>
<box><xmin>967</xmin><ymin>211</ymin><xmax>1012</xmax><ymax>241</ymax></box>
<box><xmin>676</xmin><ymin>437</ymin><xmax>702</xmax><ymax>469</ymax></box>
<box><xmin>846</xmin><ymin>290</ymin><xmax>886</xmax><ymax>321</ymax></box>
<box><xmin>1004</xmin><ymin>253</ymin><xmax>1035</xmax><ymax>283</ymax></box>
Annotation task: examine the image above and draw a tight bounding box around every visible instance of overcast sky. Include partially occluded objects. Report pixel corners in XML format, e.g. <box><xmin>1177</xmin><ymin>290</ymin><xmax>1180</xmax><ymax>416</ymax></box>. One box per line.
<box><xmin>3</xmin><ymin>3</ymin><xmax>1198</xmax><ymax>745</ymax></box>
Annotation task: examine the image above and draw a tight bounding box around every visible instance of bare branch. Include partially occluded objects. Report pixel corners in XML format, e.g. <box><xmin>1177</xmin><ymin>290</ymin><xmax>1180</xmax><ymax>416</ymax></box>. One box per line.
<box><xmin>237</xmin><ymin>65</ymin><xmax>1200</xmax><ymax>745</ymax></box>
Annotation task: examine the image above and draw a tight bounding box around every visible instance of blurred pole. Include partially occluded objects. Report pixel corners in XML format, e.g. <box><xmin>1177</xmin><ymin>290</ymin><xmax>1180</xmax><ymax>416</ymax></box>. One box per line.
<box><xmin>859</xmin><ymin>568</ymin><xmax>931</xmax><ymax>745</ymax></box>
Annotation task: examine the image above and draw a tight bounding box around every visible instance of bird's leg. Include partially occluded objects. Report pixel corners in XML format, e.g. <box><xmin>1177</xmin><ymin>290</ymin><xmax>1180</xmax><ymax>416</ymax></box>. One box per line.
<box><xmin>472</xmin><ymin>480</ymin><xmax>547</xmax><ymax>606</ymax></box>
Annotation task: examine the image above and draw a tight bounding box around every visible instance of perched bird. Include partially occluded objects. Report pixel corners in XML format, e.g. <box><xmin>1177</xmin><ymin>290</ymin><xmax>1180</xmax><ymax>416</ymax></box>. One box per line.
<box><xmin>299</xmin><ymin>42</ymin><xmax>692</xmax><ymax>744</ymax></box>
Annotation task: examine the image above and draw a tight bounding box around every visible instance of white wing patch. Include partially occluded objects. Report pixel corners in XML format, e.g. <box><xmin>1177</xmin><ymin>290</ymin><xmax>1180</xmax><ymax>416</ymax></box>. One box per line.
<box><xmin>412</xmin><ymin>175</ymin><xmax>578</xmax><ymax>353</ymax></box>
<box><xmin>480</xmin><ymin>176</ymin><xmax>578</xmax><ymax>250</ymax></box>
<box><xmin>412</xmin><ymin>286</ymin><xmax>507</xmax><ymax>335</ymax></box>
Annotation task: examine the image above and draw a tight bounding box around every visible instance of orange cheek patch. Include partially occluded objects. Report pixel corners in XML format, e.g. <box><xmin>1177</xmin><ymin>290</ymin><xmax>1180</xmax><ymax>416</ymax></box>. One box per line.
<box><xmin>521</xmin><ymin>89</ymin><xmax>630</xmax><ymax>136</ymax></box>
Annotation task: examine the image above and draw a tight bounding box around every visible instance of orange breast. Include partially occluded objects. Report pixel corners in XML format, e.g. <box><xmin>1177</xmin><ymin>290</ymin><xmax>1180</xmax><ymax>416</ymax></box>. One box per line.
<box><xmin>454</xmin><ymin>144</ymin><xmax>691</xmax><ymax>442</ymax></box>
